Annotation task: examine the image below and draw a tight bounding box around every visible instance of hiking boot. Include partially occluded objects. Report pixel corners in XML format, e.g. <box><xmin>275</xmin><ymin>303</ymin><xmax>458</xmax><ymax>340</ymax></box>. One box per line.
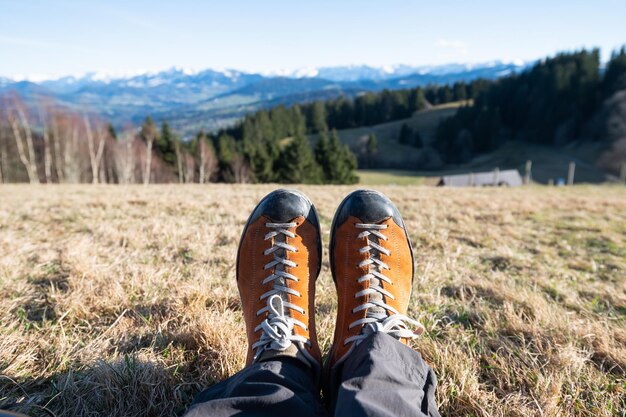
<box><xmin>326</xmin><ymin>189</ymin><xmax>424</xmax><ymax>369</ymax></box>
<box><xmin>236</xmin><ymin>189</ymin><xmax>322</xmax><ymax>369</ymax></box>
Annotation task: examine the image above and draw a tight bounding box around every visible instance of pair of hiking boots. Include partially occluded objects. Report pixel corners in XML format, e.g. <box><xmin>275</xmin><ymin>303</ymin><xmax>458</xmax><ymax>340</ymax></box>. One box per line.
<box><xmin>237</xmin><ymin>189</ymin><xmax>424</xmax><ymax>375</ymax></box>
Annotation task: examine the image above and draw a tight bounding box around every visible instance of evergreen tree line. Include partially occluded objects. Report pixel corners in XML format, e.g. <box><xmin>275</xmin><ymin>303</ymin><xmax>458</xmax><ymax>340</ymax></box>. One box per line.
<box><xmin>436</xmin><ymin>48</ymin><xmax>626</xmax><ymax>164</ymax></box>
<box><xmin>207</xmin><ymin>105</ymin><xmax>358</xmax><ymax>184</ymax></box>
<box><xmin>208</xmin><ymin>81</ymin><xmax>486</xmax><ymax>183</ymax></box>
<box><xmin>299</xmin><ymin>81</ymin><xmax>484</xmax><ymax>131</ymax></box>
<box><xmin>222</xmin><ymin>81</ymin><xmax>485</xmax><ymax>138</ymax></box>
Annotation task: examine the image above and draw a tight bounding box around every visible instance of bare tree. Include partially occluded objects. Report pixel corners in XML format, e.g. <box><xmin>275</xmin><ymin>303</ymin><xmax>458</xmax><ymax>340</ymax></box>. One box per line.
<box><xmin>0</xmin><ymin>115</ymin><xmax>7</xmax><ymax>183</ymax></box>
<box><xmin>0</xmin><ymin>94</ymin><xmax>195</xmax><ymax>185</ymax></box>
<box><xmin>6</xmin><ymin>96</ymin><xmax>39</xmax><ymax>184</ymax></box>
<box><xmin>0</xmin><ymin>129</ymin><xmax>5</xmax><ymax>184</ymax></box>
<box><xmin>50</xmin><ymin>109</ymin><xmax>65</xmax><ymax>182</ymax></box>
<box><xmin>83</xmin><ymin>114</ymin><xmax>106</xmax><ymax>184</ymax></box>
<box><xmin>175</xmin><ymin>139</ymin><xmax>184</xmax><ymax>183</ymax></box>
<box><xmin>122</xmin><ymin>128</ymin><xmax>137</xmax><ymax>184</ymax></box>
<box><xmin>64</xmin><ymin>120</ymin><xmax>82</xmax><ymax>183</ymax></box>
<box><xmin>141</xmin><ymin>117</ymin><xmax>157</xmax><ymax>185</ymax></box>
<box><xmin>198</xmin><ymin>136</ymin><xmax>218</xmax><ymax>183</ymax></box>
<box><xmin>184</xmin><ymin>153</ymin><xmax>196</xmax><ymax>183</ymax></box>
<box><xmin>38</xmin><ymin>100</ymin><xmax>53</xmax><ymax>183</ymax></box>
<box><xmin>231</xmin><ymin>155</ymin><xmax>251</xmax><ymax>183</ymax></box>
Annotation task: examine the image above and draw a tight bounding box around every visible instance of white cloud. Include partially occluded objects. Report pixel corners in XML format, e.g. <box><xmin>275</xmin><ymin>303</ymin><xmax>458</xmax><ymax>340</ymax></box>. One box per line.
<box><xmin>0</xmin><ymin>35</ymin><xmax>94</xmax><ymax>53</ymax></box>
<box><xmin>437</xmin><ymin>39</ymin><xmax>468</xmax><ymax>49</ymax></box>
<box><xmin>436</xmin><ymin>39</ymin><xmax>469</xmax><ymax>58</ymax></box>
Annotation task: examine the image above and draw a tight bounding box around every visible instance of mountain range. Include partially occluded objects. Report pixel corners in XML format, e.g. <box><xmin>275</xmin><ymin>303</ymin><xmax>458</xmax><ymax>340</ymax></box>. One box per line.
<box><xmin>0</xmin><ymin>61</ymin><xmax>528</xmax><ymax>136</ymax></box>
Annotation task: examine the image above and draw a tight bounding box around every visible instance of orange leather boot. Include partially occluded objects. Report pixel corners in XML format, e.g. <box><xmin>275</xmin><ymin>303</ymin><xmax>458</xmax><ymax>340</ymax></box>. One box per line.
<box><xmin>236</xmin><ymin>189</ymin><xmax>322</xmax><ymax>371</ymax></box>
<box><xmin>326</xmin><ymin>189</ymin><xmax>424</xmax><ymax>370</ymax></box>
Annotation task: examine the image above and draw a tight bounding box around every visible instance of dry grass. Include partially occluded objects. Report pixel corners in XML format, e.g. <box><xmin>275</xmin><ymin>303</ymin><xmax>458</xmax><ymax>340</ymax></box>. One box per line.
<box><xmin>0</xmin><ymin>184</ymin><xmax>624</xmax><ymax>417</ymax></box>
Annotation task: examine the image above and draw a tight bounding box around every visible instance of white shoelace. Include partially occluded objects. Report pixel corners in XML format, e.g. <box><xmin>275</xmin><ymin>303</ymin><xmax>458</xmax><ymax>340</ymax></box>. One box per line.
<box><xmin>344</xmin><ymin>223</ymin><xmax>425</xmax><ymax>347</ymax></box>
<box><xmin>252</xmin><ymin>222</ymin><xmax>308</xmax><ymax>359</ymax></box>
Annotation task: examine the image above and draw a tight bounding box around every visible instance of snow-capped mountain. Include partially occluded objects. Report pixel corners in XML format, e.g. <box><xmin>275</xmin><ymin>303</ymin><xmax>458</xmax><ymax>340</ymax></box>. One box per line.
<box><xmin>6</xmin><ymin>61</ymin><xmax>527</xmax><ymax>89</ymax></box>
<box><xmin>0</xmin><ymin>61</ymin><xmax>529</xmax><ymax>135</ymax></box>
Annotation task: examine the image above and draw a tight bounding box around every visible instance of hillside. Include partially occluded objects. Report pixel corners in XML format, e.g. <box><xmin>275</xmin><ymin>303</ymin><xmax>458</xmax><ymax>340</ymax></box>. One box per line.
<box><xmin>334</xmin><ymin>103</ymin><xmax>612</xmax><ymax>183</ymax></box>
<box><xmin>313</xmin><ymin>102</ymin><xmax>463</xmax><ymax>169</ymax></box>
<box><xmin>1</xmin><ymin>185</ymin><xmax>624</xmax><ymax>417</ymax></box>
<box><xmin>357</xmin><ymin>142</ymin><xmax>614</xmax><ymax>185</ymax></box>
<box><xmin>435</xmin><ymin>48</ymin><xmax>626</xmax><ymax>176</ymax></box>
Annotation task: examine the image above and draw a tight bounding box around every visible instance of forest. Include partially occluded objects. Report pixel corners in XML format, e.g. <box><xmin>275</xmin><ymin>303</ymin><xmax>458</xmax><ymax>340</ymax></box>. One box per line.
<box><xmin>0</xmin><ymin>82</ymin><xmax>477</xmax><ymax>184</ymax></box>
<box><xmin>0</xmin><ymin>48</ymin><xmax>625</xmax><ymax>184</ymax></box>
<box><xmin>436</xmin><ymin>48</ymin><xmax>626</xmax><ymax>171</ymax></box>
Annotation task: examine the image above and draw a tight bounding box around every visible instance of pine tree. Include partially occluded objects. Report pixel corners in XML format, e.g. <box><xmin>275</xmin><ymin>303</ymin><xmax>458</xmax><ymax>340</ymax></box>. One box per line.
<box><xmin>217</xmin><ymin>134</ymin><xmax>237</xmax><ymax>167</ymax></box>
<box><xmin>437</xmin><ymin>86</ymin><xmax>453</xmax><ymax>104</ymax></box>
<box><xmin>453</xmin><ymin>82</ymin><xmax>467</xmax><ymax>101</ymax></box>
<box><xmin>310</xmin><ymin>101</ymin><xmax>328</xmax><ymax>133</ymax></box>
<box><xmin>603</xmin><ymin>46</ymin><xmax>626</xmax><ymax>96</ymax></box>
<box><xmin>413</xmin><ymin>131</ymin><xmax>423</xmax><ymax>148</ymax></box>
<box><xmin>157</xmin><ymin>121</ymin><xmax>177</xmax><ymax>165</ymax></box>
<box><xmin>398</xmin><ymin>123</ymin><xmax>413</xmax><ymax>145</ymax></box>
<box><xmin>366</xmin><ymin>133</ymin><xmax>378</xmax><ymax>155</ymax></box>
<box><xmin>315</xmin><ymin>130</ymin><xmax>358</xmax><ymax>184</ymax></box>
<box><xmin>107</xmin><ymin>123</ymin><xmax>117</xmax><ymax>140</ymax></box>
<box><xmin>366</xmin><ymin>133</ymin><xmax>378</xmax><ymax>168</ymax></box>
<box><xmin>314</xmin><ymin>132</ymin><xmax>330</xmax><ymax>167</ymax></box>
<box><xmin>412</xmin><ymin>88</ymin><xmax>426</xmax><ymax>112</ymax></box>
<box><xmin>276</xmin><ymin>134</ymin><xmax>322</xmax><ymax>184</ymax></box>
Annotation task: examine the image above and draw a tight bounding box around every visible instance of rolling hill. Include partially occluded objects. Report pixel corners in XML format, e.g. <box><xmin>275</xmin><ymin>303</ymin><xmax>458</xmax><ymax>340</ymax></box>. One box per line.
<box><xmin>330</xmin><ymin>102</ymin><xmax>613</xmax><ymax>184</ymax></box>
<box><xmin>325</xmin><ymin>101</ymin><xmax>463</xmax><ymax>169</ymax></box>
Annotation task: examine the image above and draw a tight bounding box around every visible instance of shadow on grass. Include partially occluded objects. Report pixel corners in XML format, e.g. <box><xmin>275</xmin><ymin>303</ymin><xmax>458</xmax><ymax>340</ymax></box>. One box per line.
<box><xmin>1</xmin><ymin>351</ymin><xmax>205</xmax><ymax>417</ymax></box>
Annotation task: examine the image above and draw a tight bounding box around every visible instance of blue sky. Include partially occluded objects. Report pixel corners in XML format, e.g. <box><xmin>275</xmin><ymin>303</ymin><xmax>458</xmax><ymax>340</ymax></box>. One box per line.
<box><xmin>1</xmin><ymin>0</ymin><xmax>625</xmax><ymax>79</ymax></box>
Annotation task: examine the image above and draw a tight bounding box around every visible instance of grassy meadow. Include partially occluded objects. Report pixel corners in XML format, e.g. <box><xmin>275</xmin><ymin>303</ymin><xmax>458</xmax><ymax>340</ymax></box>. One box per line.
<box><xmin>0</xmin><ymin>184</ymin><xmax>624</xmax><ymax>417</ymax></box>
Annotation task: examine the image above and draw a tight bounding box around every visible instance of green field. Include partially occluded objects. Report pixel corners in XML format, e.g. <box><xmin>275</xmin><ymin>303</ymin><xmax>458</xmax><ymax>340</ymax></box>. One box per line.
<box><xmin>357</xmin><ymin>169</ymin><xmax>425</xmax><ymax>185</ymax></box>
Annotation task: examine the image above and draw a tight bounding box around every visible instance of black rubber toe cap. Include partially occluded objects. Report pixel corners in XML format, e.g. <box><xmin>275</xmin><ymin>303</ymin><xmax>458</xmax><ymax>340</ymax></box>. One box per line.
<box><xmin>248</xmin><ymin>189</ymin><xmax>315</xmax><ymax>224</ymax></box>
<box><xmin>329</xmin><ymin>189</ymin><xmax>413</xmax><ymax>282</ymax></box>
<box><xmin>332</xmin><ymin>189</ymin><xmax>403</xmax><ymax>227</ymax></box>
<box><xmin>248</xmin><ymin>189</ymin><xmax>318</xmax><ymax>224</ymax></box>
<box><xmin>237</xmin><ymin>189</ymin><xmax>322</xmax><ymax>279</ymax></box>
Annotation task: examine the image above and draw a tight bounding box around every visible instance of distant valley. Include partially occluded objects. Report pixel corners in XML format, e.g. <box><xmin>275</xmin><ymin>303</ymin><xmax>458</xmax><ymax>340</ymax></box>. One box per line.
<box><xmin>0</xmin><ymin>62</ymin><xmax>527</xmax><ymax>136</ymax></box>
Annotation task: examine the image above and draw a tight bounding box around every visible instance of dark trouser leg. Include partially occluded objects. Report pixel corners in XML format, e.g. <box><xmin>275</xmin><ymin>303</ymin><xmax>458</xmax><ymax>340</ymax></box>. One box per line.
<box><xmin>185</xmin><ymin>357</ymin><xmax>328</xmax><ymax>417</ymax></box>
<box><xmin>328</xmin><ymin>332</ymin><xmax>441</xmax><ymax>417</ymax></box>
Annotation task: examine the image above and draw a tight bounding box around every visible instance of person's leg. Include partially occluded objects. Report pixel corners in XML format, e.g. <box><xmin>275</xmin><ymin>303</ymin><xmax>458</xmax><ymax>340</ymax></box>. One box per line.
<box><xmin>186</xmin><ymin>356</ymin><xmax>327</xmax><ymax>417</ymax></box>
<box><xmin>328</xmin><ymin>333</ymin><xmax>439</xmax><ymax>417</ymax></box>
<box><xmin>324</xmin><ymin>189</ymin><xmax>441</xmax><ymax>417</ymax></box>
<box><xmin>185</xmin><ymin>189</ymin><xmax>326</xmax><ymax>417</ymax></box>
